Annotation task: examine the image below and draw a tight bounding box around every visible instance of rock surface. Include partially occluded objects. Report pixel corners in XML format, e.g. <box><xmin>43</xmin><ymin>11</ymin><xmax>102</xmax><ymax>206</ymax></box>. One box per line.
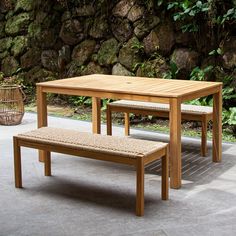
<box><xmin>11</xmin><ymin>36</ymin><xmax>28</xmax><ymax>57</ymax></box>
<box><xmin>134</xmin><ymin>15</ymin><xmax>160</xmax><ymax>39</ymax></box>
<box><xmin>111</xmin><ymin>18</ymin><xmax>133</xmax><ymax>43</ymax></box>
<box><xmin>81</xmin><ymin>62</ymin><xmax>109</xmax><ymax>75</ymax></box>
<box><xmin>72</xmin><ymin>40</ymin><xmax>96</xmax><ymax>65</ymax></box>
<box><xmin>5</xmin><ymin>13</ymin><xmax>30</xmax><ymax>35</ymax></box>
<box><xmin>118</xmin><ymin>37</ymin><xmax>142</xmax><ymax>71</ymax></box>
<box><xmin>15</xmin><ymin>0</ymin><xmax>35</xmax><ymax>12</ymax></box>
<box><xmin>128</xmin><ymin>5</ymin><xmax>144</xmax><ymax>22</ymax></box>
<box><xmin>0</xmin><ymin>0</ymin><xmax>234</xmax><ymax>98</ymax></box>
<box><xmin>59</xmin><ymin>19</ymin><xmax>84</xmax><ymax>45</ymax></box>
<box><xmin>98</xmin><ymin>38</ymin><xmax>119</xmax><ymax>66</ymax></box>
<box><xmin>1</xmin><ymin>56</ymin><xmax>19</xmax><ymax>76</ymax></box>
<box><xmin>20</xmin><ymin>48</ymin><xmax>41</xmax><ymax>69</ymax></box>
<box><xmin>0</xmin><ymin>37</ymin><xmax>12</xmax><ymax>52</ymax></box>
<box><xmin>112</xmin><ymin>63</ymin><xmax>132</xmax><ymax>76</ymax></box>
<box><xmin>89</xmin><ymin>16</ymin><xmax>109</xmax><ymax>39</ymax></box>
<box><xmin>171</xmin><ymin>48</ymin><xmax>199</xmax><ymax>78</ymax></box>
<box><xmin>112</xmin><ymin>0</ymin><xmax>135</xmax><ymax>17</ymax></box>
<box><xmin>136</xmin><ymin>57</ymin><xmax>169</xmax><ymax>78</ymax></box>
<box><xmin>41</xmin><ymin>50</ymin><xmax>59</xmax><ymax>71</ymax></box>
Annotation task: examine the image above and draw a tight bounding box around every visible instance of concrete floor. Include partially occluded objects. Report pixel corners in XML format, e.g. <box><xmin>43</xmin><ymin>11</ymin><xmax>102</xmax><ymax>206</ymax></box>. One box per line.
<box><xmin>1</xmin><ymin>113</ymin><xmax>236</xmax><ymax>236</ymax></box>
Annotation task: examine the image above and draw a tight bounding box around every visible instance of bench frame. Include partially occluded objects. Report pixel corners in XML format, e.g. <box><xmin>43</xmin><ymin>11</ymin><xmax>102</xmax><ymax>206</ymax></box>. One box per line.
<box><xmin>106</xmin><ymin>104</ymin><xmax>213</xmax><ymax>157</ymax></box>
<box><xmin>13</xmin><ymin>135</ymin><xmax>169</xmax><ymax>216</ymax></box>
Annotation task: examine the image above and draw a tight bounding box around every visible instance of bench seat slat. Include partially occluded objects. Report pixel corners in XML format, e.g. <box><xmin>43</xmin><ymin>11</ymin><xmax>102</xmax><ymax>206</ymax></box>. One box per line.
<box><xmin>110</xmin><ymin>100</ymin><xmax>213</xmax><ymax>115</ymax></box>
<box><xmin>18</xmin><ymin>127</ymin><xmax>167</xmax><ymax>159</ymax></box>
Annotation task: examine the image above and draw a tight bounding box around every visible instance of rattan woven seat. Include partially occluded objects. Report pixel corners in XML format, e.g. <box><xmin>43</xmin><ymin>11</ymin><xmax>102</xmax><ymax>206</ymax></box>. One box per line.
<box><xmin>110</xmin><ymin>100</ymin><xmax>213</xmax><ymax>115</ymax></box>
<box><xmin>13</xmin><ymin>127</ymin><xmax>169</xmax><ymax>216</ymax></box>
<box><xmin>107</xmin><ymin>100</ymin><xmax>213</xmax><ymax>157</ymax></box>
<box><xmin>18</xmin><ymin>127</ymin><xmax>167</xmax><ymax>159</ymax></box>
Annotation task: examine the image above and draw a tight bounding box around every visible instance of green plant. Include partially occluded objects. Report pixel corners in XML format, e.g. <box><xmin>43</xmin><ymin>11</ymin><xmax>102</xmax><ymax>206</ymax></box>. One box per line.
<box><xmin>222</xmin><ymin>87</ymin><xmax>236</xmax><ymax>101</ymax></box>
<box><xmin>0</xmin><ymin>72</ymin><xmax>23</xmax><ymax>86</ymax></box>
<box><xmin>208</xmin><ymin>48</ymin><xmax>223</xmax><ymax>56</ymax></box>
<box><xmin>163</xmin><ymin>61</ymin><xmax>179</xmax><ymax>79</ymax></box>
<box><xmin>167</xmin><ymin>0</ymin><xmax>209</xmax><ymax>32</ymax></box>
<box><xmin>228</xmin><ymin>107</ymin><xmax>236</xmax><ymax>126</ymax></box>
<box><xmin>190</xmin><ymin>66</ymin><xmax>213</xmax><ymax>81</ymax></box>
<box><xmin>216</xmin><ymin>7</ymin><xmax>236</xmax><ymax>24</ymax></box>
<box><xmin>68</xmin><ymin>96</ymin><xmax>92</xmax><ymax>107</ymax></box>
<box><xmin>223</xmin><ymin>107</ymin><xmax>236</xmax><ymax>135</ymax></box>
<box><xmin>220</xmin><ymin>74</ymin><xmax>236</xmax><ymax>105</ymax></box>
<box><xmin>133</xmin><ymin>54</ymin><xmax>168</xmax><ymax>78</ymax></box>
<box><xmin>131</xmin><ymin>40</ymin><xmax>144</xmax><ymax>54</ymax></box>
<box><xmin>133</xmin><ymin>61</ymin><xmax>156</xmax><ymax>77</ymax></box>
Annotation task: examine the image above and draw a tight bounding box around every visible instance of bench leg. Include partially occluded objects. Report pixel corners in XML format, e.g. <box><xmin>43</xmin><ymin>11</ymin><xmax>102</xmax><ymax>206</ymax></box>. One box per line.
<box><xmin>201</xmin><ymin>116</ymin><xmax>208</xmax><ymax>157</ymax></box>
<box><xmin>44</xmin><ymin>153</ymin><xmax>51</xmax><ymax>176</ymax></box>
<box><xmin>162</xmin><ymin>147</ymin><xmax>169</xmax><ymax>200</ymax></box>
<box><xmin>136</xmin><ymin>158</ymin><xmax>144</xmax><ymax>216</ymax></box>
<box><xmin>124</xmin><ymin>112</ymin><xmax>130</xmax><ymax>136</ymax></box>
<box><xmin>106</xmin><ymin>106</ymin><xmax>112</xmax><ymax>135</ymax></box>
<box><xmin>39</xmin><ymin>150</ymin><xmax>51</xmax><ymax>163</ymax></box>
<box><xmin>13</xmin><ymin>137</ymin><xmax>22</xmax><ymax>188</ymax></box>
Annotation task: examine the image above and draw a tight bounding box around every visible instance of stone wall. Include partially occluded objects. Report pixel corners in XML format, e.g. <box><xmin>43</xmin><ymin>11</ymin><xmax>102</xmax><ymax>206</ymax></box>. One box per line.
<box><xmin>0</xmin><ymin>0</ymin><xmax>236</xmax><ymax>90</ymax></box>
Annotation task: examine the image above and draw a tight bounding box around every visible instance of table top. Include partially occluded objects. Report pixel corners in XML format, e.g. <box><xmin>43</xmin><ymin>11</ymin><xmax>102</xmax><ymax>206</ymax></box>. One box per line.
<box><xmin>37</xmin><ymin>74</ymin><xmax>222</xmax><ymax>99</ymax></box>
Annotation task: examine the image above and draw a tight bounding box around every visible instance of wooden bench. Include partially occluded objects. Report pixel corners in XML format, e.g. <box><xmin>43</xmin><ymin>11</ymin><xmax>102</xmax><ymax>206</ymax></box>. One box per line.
<box><xmin>107</xmin><ymin>100</ymin><xmax>213</xmax><ymax>157</ymax></box>
<box><xmin>13</xmin><ymin>127</ymin><xmax>169</xmax><ymax>216</ymax></box>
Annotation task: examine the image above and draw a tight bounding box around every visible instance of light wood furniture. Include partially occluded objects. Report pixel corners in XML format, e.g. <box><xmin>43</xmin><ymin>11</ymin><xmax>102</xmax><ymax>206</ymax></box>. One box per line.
<box><xmin>13</xmin><ymin>127</ymin><xmax>169</xmax><ymax>216</ymax></box>
<box><xmin>36</xmin><ymin>74</ymin><xmax>222</xmax><ymax>189</ymax></box>
<box><xmin>106</xmin><ymin>100</ymin><xmax>213</xmax><ymax>157</ymax></box>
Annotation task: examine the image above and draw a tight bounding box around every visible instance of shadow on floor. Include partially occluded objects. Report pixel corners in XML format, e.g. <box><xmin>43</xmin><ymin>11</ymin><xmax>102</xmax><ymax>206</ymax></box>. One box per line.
<box><xmin>24</xmin><ymin>176</ymin><xmax>161</xmax><ymax>215</ymax></box>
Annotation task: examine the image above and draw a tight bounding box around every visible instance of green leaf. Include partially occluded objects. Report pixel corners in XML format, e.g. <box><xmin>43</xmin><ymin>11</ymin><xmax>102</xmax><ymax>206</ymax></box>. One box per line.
<box><xmin>183</xmin><ymin>8</ymin><xmax>191</xmax><ymax>14</ymax></box>
<box><xmin>203</xmin><ymin>65</ymin><xmax>213</xmax><ymax>73</ymax></box>
<box><xmin>182</xmin><ymin>0</ymin><xmax>190</xmax><ymax>10</ymax></box>
<box><xmin>216</xmin><ymin>48</ymin><xmax>222</xmax><ymax>55</ymax></box>
<box><xmin>201</xmin><ymin>7</ymin><xmax>209</xmax><ymax>12</ymax></box>
<box><xmin>209</xmin><ymin>50</ymin><xmax>216</xmax><ymax>55</ymax></box>
<box><xmin>189</xmin><ymin>10</ymin><xmax>195</xmax><ymax>16</ymax></box>
<box><xmin>173</xmin><ymin>13</ymin><xmax>181</xmax><ymax>21</ymax></box>
<box><xmin>157</xmin><ymin>0</ymin><xmax>163</xmax><ymax>6</ymax></box>
<box><xmin>170</xmin><ymin>61</ymin><xmax>178</xmax><ymax>73</ymax></box>
<box><xmin>229</xmin><ymin>107</ymin><xmax>236</xmax><ymax>125</ymax></box>
<box><xmin>167</xmin><ymin>2</ymin><xmax>178</xmax><ymax>10</ymax></box>
<box><xmin>227</xmin><ymin>8</ymin><xmax>234</xmax><ymax>15</ymax></box>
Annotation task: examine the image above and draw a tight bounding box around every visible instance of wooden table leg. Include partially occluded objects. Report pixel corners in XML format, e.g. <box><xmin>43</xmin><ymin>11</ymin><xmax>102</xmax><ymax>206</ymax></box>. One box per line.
<box><xmin>37</xmin><ymin>85</ymin><xmax>51</xmax><ymax>162</ymax></box>
<box><xmin>92</xmin><ymin>97</ymin><xmax>101</xmax><ymax>134</ymax></box>
<box><xmin>212</xmin><ymin>87</ymin><xmax>222</xmax><ymax>162</ymax></box>
<box><xmin>136</xmin><ymin>157</ymin><xmax>144</xmax><ymax>216</ymax></box>
<box><xmin>169</xmin><ymin>98</ymin><xmax>182</xmax><ymax>189</ymax></box>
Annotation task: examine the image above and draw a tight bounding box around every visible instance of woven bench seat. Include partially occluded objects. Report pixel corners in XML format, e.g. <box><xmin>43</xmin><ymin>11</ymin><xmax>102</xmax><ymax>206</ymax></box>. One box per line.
<box><xmin>13</xmin><ymin>127</ymin><xmax>169</xmax><ymax>216</ymax></box>
<box><xmin>109</xmin><ymin>100</ymin><xmax>213</xmax><ymax>115</ymax></box>
<box><xmin>107</xmin><ymin>100</ymin><xmax>213</xmax><ymax>157</ymax></box>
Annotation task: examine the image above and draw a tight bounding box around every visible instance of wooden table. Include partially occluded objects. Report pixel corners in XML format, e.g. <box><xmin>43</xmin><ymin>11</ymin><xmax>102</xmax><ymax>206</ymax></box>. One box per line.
<box><xmin>36</xmin><ymin>74</ymin><xmax>222</xmax><ymax>189</ymax></box>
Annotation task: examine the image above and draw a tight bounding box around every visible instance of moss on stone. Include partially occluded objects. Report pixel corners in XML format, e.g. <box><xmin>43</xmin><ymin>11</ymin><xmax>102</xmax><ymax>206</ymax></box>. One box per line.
<box><xmin>28</xmin><ymin>22</ymin><xmax>41</xmax><ymax>39</ymax></box>
<box><xmin>118</xmin><ymin>37</ymin><xmax>142</xmax><ymax>71</ymax></box>
<box><xmin>1</xmin><ymin>56</ymin><xmax>19</xmax><ymax>76</ymax></box>
<box><xmin>11</xmin><ymin>36</ymin><xmax>28</xmax><ymax>57</ymax></box>
<box><xmin>0</xmin><ymin>21</ymin><xmax>6</xmax><ymax>39</ymax></box>
<box><xmin>0</xmin><ymin>51</ymin><xmax>9</xmax><ymax>60</ymax></box>
<box><xmin>0</xmin><ymin>37</ymin><xmax>13</xmax><ymax>52</ymax></box>
<box><xmin>72</xmin><ymin>40</ymin><xmax>96</xmax><ymax>65</ymax></box>
<box><xmin>5</xmin><ymin>13</ymin><xmax>30</xmax><ymax>35</ymax></box>
<box><xmin>15</xmin><ymin>0</ymin><xmax>35</xmax><ymax>12</ymax></box>
<box><xmin>98</xmin><ymin>38</ymin><xmax>119</xmax><ymax>66</ymax></box>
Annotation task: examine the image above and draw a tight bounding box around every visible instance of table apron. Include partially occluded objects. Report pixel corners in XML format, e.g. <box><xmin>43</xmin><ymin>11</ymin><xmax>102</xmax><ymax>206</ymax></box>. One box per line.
<box><xmin>39</xmin><ymin>86</ymin><xmax>171</xmax><ymax>104</ymax></box>
<box><xmin>181</xmin><ymin>86</ymin><xmax>221</xmax><ymax>102</ymax></box>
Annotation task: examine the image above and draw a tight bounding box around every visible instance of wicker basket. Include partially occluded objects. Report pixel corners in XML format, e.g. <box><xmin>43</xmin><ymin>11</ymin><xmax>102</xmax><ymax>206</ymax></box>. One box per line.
<box><xmin>0</xmin><ymin>85</ymin><xmax>26</xmax><ymax>125</ymax></box>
